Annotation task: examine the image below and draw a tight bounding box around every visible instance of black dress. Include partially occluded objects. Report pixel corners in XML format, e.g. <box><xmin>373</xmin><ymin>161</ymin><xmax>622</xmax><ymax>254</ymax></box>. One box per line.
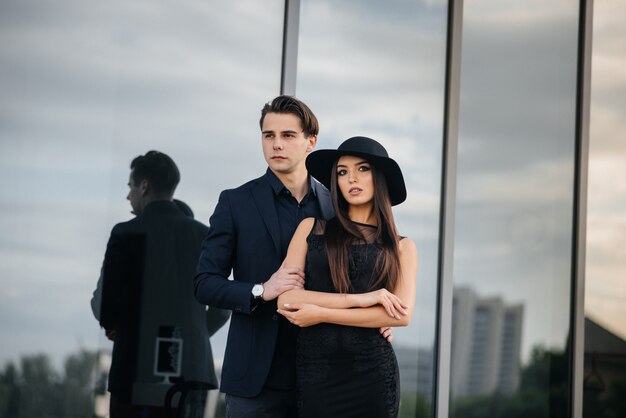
<box><xmin>297</xmin><ymin>219</ymin><xmax>400</xmax><ymax>418</ymax></box>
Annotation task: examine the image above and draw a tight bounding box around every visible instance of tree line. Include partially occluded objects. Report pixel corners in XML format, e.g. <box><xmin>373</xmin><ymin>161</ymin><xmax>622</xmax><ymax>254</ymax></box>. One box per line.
<box><xmin>0</xmin><ymin>350</ymin><xmax>99</xmax><ymax>418</ymax></box>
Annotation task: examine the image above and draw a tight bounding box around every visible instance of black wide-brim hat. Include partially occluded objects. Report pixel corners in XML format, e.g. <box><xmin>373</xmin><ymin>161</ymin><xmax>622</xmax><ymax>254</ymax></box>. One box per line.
<box><xmin>306</xmin><ymin>136</ymin><xmax>407</xmax><ymax>206</ymax></box>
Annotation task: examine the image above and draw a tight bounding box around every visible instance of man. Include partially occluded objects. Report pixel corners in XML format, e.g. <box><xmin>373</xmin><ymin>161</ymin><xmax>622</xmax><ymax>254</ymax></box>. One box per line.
<box><xmin>97</xmin><ymin>151</ymin><xmax>229</xmax><ymax>418</ymax></box>
<box><xmin>194</xmin><ymin>96</ymin><xmax>334</xmax><ymax>417</ymax></box>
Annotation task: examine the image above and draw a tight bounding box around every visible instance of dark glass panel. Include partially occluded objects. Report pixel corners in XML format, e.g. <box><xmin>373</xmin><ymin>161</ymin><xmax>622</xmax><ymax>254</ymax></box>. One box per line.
<box><xmin>0</xmin><ymin>1</ymin><xmax>283</xmax><ymax>416</ymax></box>
<box><xmin>297</xmin><ymin>1</ymin><xmax>448</xmax><ymax>416</ymax></box>
<box><xmin>450</xmin><ymin>1</ymin><xmax>580</xmax><ymax>417</ymax></box>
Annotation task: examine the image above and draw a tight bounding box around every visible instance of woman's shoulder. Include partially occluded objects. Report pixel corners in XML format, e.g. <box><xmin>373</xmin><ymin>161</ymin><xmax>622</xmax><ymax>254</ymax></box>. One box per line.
<box><xmin>398</xmin><ymin>236</ymin><xmax>417</xmax><ymax>255</ymax></box>
<box><xmin>295</xmin><ymin>217</ymin><xmax>328</xmax><ymax>238</ymax></box>
<box><xmin>298</xmin><ymin>217</ymin><xmax>316</xmax><ymax>229</ymax></box>
<box><xmin>300</xmin><ymin>217</ymin><xmax>329</xmax><ymax>235</ymax></box>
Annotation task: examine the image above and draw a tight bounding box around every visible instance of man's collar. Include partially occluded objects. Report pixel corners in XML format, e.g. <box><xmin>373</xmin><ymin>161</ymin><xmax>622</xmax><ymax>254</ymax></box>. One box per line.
<box><xmin>264</xmin><ymin>168</ymin><xmax>317</xmax><ymax>197</ymax></box>
<box><xmin>141</xmin><ymin>199</ymin><xmax>176</xmax><ymax>215</ymax></box>
<box><xmin>307</xmin><ymin>175</ymin><xmax>319</xmax><ymax>197</ymax></box>
<box><xmin>264</xmin><ymin>168</ymin><xmax>285</xmax><ymax>195</ymax></box>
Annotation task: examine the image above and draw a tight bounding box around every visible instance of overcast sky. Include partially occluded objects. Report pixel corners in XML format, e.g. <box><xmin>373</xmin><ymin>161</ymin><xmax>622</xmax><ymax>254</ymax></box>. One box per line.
<box><xmin>0</xmin><ymin>0</ymin><xmax>623</xmax><ymax>373</ymax></box>
<box><xmin>585</xmin><ymin>0</ymin><xmax>626</xmax><ymax>341</ymax></box>
<box><xmin>0</xmin><ymin>0</ymin><xmax>285</xmax><ymax>368</ymax></box>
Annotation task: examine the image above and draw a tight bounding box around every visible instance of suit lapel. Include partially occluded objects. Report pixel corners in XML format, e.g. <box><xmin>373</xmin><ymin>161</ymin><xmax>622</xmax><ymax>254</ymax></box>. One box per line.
<box><xmin>314</xmin><ymin>179</ymin><xmax>335</xmax><ymax>220</ymax></box>
<box><xmin>251</xmin><ymin>178</ymin><xmax>281</xmax><ymax>255</ymax></box>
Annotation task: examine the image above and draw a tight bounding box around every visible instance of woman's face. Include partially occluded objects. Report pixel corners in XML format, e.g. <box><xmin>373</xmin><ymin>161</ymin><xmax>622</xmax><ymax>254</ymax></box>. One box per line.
<box><xmin>336</xmin><ymin>155</ymin><xmax>374</xmax><ymax>207</ymax></box>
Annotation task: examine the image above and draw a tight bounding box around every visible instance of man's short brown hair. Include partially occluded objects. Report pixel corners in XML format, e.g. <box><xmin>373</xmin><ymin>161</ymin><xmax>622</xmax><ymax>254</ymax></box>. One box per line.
<box><xmin>259</xmin><ymin>95</ymin><xmax>319</xmax><ymax>138</ymax></box>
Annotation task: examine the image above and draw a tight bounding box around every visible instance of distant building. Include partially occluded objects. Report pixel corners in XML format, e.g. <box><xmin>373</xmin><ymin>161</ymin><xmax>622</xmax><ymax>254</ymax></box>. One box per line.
<box><xmin>451</xmin><ymin>286</ymin><xmax>524</xmax><ymax>397</ymax></box>
<box><xmin>94</xmin><ymin>349</ymin><xmax>112</xmax><ymax>418</ymax></box>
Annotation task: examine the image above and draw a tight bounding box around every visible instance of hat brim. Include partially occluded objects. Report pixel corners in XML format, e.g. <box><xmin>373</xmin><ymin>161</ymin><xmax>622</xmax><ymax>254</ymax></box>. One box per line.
<box><xmin>306</xmin><ymin>149</ymin><xmax>407</xmax><ymax>206</ymax></box>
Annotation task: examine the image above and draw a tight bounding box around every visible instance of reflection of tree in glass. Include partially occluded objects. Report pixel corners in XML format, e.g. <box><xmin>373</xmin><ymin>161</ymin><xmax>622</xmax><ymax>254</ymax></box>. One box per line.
<box><xmin>1</xmin><ymin>347</ymin><xmax>624</xmax><ymax>417</ymax></box>
<box><xmin>0</xmin><ymin>350</ymin><xmax>97</xmax><ymax>418</ymax></box>
<box><xmin>399</xmin><ymin>393</ymin><xmax>430</xmax><ymax>418</ymax></box>
<box><xmin>450</xmin><ymin>346</ymin><xmax>569</xmax><ymax>418</ymax></box>
<box><xmin>583</xmin><ymin>368</ymin><xmax>626</xmax><ymax>418</ymax></box>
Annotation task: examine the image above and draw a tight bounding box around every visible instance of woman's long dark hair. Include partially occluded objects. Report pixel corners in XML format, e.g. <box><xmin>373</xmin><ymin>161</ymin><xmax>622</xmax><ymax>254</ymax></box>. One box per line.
<box><xmin>325</xmin><ymin>159</ymin><xmax>402</xmax><ymax>293</ymax></box>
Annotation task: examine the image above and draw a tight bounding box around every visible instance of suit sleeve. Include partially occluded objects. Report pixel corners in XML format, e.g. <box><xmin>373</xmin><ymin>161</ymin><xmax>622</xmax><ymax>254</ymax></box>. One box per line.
<box><xmin>99</xmin><ymin>225</ymin><xmax>141</xmax><ymax>330</ymax></box>
<box><xmin>90</xmin><ymin>268</ymin><xmax>104</xmax><ymax>321</ymax></box>
<box><xmin>194</xmin><ymin>190</ymin><xmax>256</xmax><ymax>313</ymax></box>
<box><xmin>205</xmin><ymin>306</ymin><xmax>231</xmax><ymax>337</ymax></box>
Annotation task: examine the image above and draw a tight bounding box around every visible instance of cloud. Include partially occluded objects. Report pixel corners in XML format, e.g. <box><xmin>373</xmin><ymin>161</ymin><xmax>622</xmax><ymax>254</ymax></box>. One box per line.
<box><xmin>0</xmin><ymin>0</ymin><xmax>286</xmax><ymax>367</ymax></box>
<box><xmin>584</xmin><ymin>0</ymin><xmax>626</xmax><ymax>342</ymax></box>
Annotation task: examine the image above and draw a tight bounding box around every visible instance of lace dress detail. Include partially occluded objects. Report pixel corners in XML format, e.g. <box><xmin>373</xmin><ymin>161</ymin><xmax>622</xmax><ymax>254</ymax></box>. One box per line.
<box><xmin>297</xmin><ymin>219</ymin><xmax>400</xmax><ymax>418</ymax></box>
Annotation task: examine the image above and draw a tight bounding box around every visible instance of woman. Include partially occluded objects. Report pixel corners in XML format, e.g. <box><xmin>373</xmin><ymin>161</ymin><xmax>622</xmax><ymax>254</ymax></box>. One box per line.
<box><xmin>277</xmin><ymin>136</ymin><xmax>418</xmax><ymax>418</ymax></box>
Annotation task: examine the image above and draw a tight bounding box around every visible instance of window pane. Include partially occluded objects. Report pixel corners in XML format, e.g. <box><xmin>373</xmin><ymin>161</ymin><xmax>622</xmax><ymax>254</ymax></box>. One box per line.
<box><xmin>0</xmin><ymin>0</ymin><xmax>283</xmax><ymax>416</ymax></box>
<box><xmin>297</xmin><ymin>1</ymin><xmax>448</xmax><ymax>416</ymax></box>
<box><xmin>584</xmin><ymin>1</ymin><xmax>626</xmax><ymax>416</ymax></box>
<box><xmin>449</xmin><ymin>1</ymin><xmax>580</xmax><ymax>416</ymax></box>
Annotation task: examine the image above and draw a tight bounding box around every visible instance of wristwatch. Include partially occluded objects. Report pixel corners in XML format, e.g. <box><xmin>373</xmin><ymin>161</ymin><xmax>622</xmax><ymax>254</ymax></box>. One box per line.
<box><xmin>251</xmin><ymin>283</ymin><xmax>265</xmax><ymax>299</ymax></box>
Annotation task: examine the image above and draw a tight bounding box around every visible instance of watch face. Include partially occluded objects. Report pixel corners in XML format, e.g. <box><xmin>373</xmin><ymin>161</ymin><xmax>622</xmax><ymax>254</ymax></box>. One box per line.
<box><xmin>252</xmin><ymin>284</ymin><xmax>263</xmax><ymax>297</ymax></box>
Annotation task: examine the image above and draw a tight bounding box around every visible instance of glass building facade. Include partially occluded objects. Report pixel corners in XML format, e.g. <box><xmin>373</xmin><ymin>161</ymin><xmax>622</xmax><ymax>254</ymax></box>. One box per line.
<box><xmin>449</xmin><ymin>1</ymin><xmax>580</xmax><ymax>416</ymax></box>
<box><xmin>0</xmin><ymin>1</ymin><xmax>623</xmax><ymax>417</ymax></box>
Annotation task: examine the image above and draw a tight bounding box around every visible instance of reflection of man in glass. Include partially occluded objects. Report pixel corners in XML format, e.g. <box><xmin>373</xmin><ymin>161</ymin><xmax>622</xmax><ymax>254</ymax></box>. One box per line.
<box><xmin>95</xmin><ymin>151</ymin><xmax>229</xmax><ymax>418</ymax></box>
<box><xmin>194</xmin><ymin>96</ymin><xmax>335</xmax><ymax>417</ymax></box>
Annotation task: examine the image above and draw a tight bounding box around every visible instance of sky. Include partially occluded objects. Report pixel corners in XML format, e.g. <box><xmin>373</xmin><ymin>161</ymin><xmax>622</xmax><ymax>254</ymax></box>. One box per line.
<box><xmin>585</xmin><ymin>0</ymin><xmax>626</xmax><ymax>340</ymax></box>
<box><xmin>452</xmin><ymin>0</ymin><xmax>580</xmax><ymax>357</ymax></box>
<box><xmin>0</xmin><ymin>0</ymin><xmax>285</xmax><ymax>368</ymax></box>
<box><xmin>0</xmin><ymin>0</ymin><xmax>624</xmax><ymax>376</ymax></box>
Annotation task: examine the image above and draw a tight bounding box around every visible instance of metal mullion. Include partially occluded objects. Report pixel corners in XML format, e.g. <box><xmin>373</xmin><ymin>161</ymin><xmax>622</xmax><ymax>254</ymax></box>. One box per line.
<box><xmin>571</xmin><ymin>0</ymin><xmax>593</xmax><ymax>417</ymax></box>
<box><xmin>434</xmin><ymin>1</ymin><xmax>463</xmax><ymax>417</ymax></box>
<box><xmin>280</xmin><ymin>0</ymin><xmax>300</xmax><ymax>96</ymax></box>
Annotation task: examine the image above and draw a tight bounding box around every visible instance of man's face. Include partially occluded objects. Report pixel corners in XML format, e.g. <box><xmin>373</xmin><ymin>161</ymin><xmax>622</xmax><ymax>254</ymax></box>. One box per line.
<box><xmin>261</xmin><ymin>112</ymin><xmax>317</xmax><ymax>176</ymax></box>
<box><xmin>126</xmin><ymin>171</ymin><xmax>143</xmax><ymax>215</ymax></box>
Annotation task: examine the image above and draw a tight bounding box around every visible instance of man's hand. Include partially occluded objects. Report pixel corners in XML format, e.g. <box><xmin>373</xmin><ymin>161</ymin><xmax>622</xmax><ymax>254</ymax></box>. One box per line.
<box><xmin>277</xmin><ymin>303</ymin><xmax>324</xmax><ymax>327</ymax></box>
<box><xmin>262</xmin><ymin>266</ymin><xmax>305</xmax><ymax>301</ymax></box>
<box><xmin>379</xmin><ymin>327</ymin><xmax>393</xmax><ymax>343</ymax></box>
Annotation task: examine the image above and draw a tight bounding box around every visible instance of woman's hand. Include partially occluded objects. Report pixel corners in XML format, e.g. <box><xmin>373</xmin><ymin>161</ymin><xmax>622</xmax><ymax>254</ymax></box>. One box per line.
<box><xmin>277</xmin><ymin>303</ymin><xmax>325</xmax><ymax>327</ymax></box>
<box><xmin>358</xmin><ymin>289</ymin><xmax>408</xmax><ymax>320</ymax></box>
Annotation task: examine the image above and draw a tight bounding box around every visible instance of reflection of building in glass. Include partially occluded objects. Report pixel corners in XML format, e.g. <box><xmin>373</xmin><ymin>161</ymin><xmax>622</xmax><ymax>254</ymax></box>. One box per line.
<box><xmin>451</xmin><ymin>286</ymin><xmax>524</xmax><ymax>397</ymax></box>
<box><xmin>94</xmin><ymin>350</ymin><xmax>111</xmax><ymax>418</ymax></box>
<box><xmin>584</xmin><ymin>317</ymin><xmax>626</xmax><ymax>393</ymax></box>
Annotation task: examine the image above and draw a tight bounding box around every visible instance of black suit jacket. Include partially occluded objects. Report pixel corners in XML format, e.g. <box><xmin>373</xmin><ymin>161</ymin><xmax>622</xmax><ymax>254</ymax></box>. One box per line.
<box><xmin>194</xmin><ymin>173</ymin><xmax>333</xmax><ymax>397</ymax></box>
<box><xmin>99</xmin><ymin>201</ymin><xmax>229</xmax><ymax>402</ymax></box>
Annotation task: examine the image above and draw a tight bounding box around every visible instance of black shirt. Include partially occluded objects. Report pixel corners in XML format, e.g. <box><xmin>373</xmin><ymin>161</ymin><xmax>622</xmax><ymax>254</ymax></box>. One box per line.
<box><xmin>263</xmin><ymin>168</ymin><xmax>323</xmax><ymax>391</ymax></box>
